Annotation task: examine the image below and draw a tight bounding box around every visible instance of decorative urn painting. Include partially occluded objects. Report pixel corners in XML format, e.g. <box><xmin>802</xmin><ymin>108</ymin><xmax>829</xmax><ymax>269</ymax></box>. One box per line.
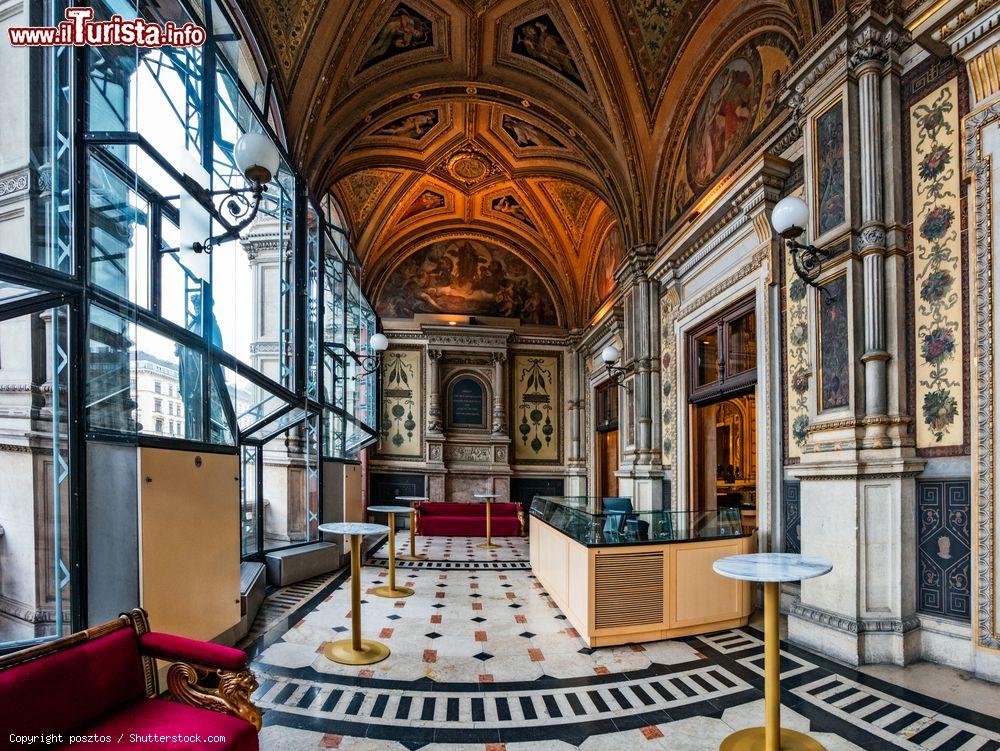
<box><xmin>668</xmin><ymin>33</ymin><xmax>794</xmax><ymax>219</ymax></box>
<box><xmin>512</xmin><ymin>353</ymin><xmax>560</xmax><ymax>463</ymax></box>
<box><xmin>378</xmin><ymin>348</ymin><xmax>422</xmax><ymax>458</ymax></box>
<box><xmin>377</xmin><ymin>239</ymin><xmax>558</xmax><ymax>325</ymax></box>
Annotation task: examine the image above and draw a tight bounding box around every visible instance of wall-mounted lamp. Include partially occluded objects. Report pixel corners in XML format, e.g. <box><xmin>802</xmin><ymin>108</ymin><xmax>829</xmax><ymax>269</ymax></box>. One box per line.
<box><xmin>601</xmin><ymin>344</ymin><xmax>632</xmax><ymax>387</ymax></box>
<box><xmin>166</xmin><ymin>132</ymin><xmax>282</xmax><ymax>255</ymax></box>
<box><xmin>771</xmin><ymin>195</ymin><xmax>832</xmax><ymax>291</ymax></box>
<box><xmin>358</xmin><ymin>333</ymin><xmax>390</xmax><ymax>375</ymax></box>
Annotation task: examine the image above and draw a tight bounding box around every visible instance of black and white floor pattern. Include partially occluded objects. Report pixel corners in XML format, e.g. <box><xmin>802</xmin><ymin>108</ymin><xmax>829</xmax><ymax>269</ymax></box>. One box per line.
<box><xmin>246</xmin><ymin>537</ymin><xmax>1000</xmax><ymax>751</ymax></box>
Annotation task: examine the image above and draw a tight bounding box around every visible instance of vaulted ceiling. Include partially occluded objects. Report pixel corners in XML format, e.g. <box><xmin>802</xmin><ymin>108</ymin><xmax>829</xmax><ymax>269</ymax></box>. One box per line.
<box><xmin>235</xmin><ymin>0</ymin><xmax>822</xmax><ymax>327</ymax></box>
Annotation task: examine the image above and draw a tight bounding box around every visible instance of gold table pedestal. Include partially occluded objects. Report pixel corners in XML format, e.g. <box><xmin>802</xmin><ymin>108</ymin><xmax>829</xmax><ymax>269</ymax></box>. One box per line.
<box><xmin>719</xmin><ymin>581</ymin><xmax>824</xmax><ymax>751</ymax></box>
<box><xmin>397</xmin><ymin>499</ymin><xmax>427</xmax><ymax>562</ymax></box>
<box><xmin>324</xmin><ymin>533</ymin><xmax>390</xmax><ymax>666</ymax></box>
<box><xmin>477</xmin><ymin>497</ymin><xmax>500</xmax><ymax>550</ymax></box>
<box><xmin>371</xmin><ymin>512</ymin><xmax>413</xmax><ymax>599</ymax></box>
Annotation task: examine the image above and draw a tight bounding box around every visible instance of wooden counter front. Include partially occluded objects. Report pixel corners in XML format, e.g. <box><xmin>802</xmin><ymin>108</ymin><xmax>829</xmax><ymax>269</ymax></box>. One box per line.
<box><xmin>529</xmin><ymin>517</ymin><xmax>754</xmax><ymax>647</ymax></box>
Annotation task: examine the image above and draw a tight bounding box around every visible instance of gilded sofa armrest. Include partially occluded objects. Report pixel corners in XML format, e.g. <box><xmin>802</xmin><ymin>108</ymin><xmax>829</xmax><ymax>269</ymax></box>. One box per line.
<box><xmin>517</xmin><ymin>507</ymin><xmax>526</xmax><ymax>536</ymax></box>
<box><xmin>138</xmin><ymin>631</ymin><xmax>262</xmax><ymax>731</ymax></box>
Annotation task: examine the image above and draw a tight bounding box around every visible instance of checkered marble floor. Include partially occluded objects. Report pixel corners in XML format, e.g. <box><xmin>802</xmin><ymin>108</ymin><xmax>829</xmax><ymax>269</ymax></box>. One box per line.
<box><xmin>368</xmin><ymin>534</ymin><xmax>528</xmax><ymax>566</ymax></box>
<box><xmin>247</xmin><ymin>537</ymin><xmax>1000</xmax><ymax>751</ymax></box>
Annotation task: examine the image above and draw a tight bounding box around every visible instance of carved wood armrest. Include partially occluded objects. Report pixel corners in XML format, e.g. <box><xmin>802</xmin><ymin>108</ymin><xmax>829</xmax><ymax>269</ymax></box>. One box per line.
<box><xmin>517</xmin><ymin>507</ymin><xmax>526</xmax><ymax>536</ymax></box>
<box><xmin>166</xmin><ymin>662</ymin><xmax>262</xmax><ymax>731</ymax></box>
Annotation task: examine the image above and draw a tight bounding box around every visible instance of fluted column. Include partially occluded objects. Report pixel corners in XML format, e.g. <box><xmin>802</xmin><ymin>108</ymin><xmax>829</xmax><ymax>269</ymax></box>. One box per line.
<box><xmin>854</xmin><ymin>50</ymin><xmax>890</xmax><ymax>416</ymax></box>
<box><xmin>491</xmin><ymin>351</ymin><xmax>506</xmax><ymax>434</ymax></box>
<box><xmin>427</xmin><ymin>348</ymin><xmax>442</xmax><ymax>434</ymax></box>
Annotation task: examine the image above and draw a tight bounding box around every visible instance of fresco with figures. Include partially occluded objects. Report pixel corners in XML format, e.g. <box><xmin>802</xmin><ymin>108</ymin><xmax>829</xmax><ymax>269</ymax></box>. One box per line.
<box><xmin>512</xmin><ymin>353</ymin><xmax>560</xmax><ymax>463</ymax></box>
<box><xmin>668</xmin><ymin>33</ymin><xmax>794</xmax><ymax>220</ymax></box>
<box><xmin>377</xmin><ymin>239</ymin><xmax>558</xmax><ymax>325</ymax></box>
<box><xmin>400</xmin><ymin>190</ymin><xmax>446</xmax><ymax>222</ymax></box>
<box><xmin>501</xmin><ymin>114</ymin><xmax>564</xmax><ymax>148</ymax></box>
<box><xmin>909</xmin><ymin>78</ymin><xmax>964</xmax><ymax>450</ymax></box>
<box><xmin>815</xmin><ymin>101</ymin><xmax>846</xmax><ymax>236</ymax></box>
<box><xmin>378</xmin><ymin>349</ymin><xmax>423</xmax><ymax>458</ymax></box>
<box><xmin>818</xmin><ymin>274</ymin><xmax>850</xmax><ymax>411</ymax></box>
<box><xmin>594</xmin><ymin>225</ymin><xmax>625</xmax><ymax>309</ymax></box>
<box><xmin>359</xmin><ymin>3</ymin><xmax>433</xmax><ymax>73</ymax></box>
<box><xmin>511</xmin><ymin>14</ymin><xmax>584</xmax><ymax>89</ymax></box>
<box><xmin>373</xmin><ymin>109</ymin><xmax>439</xmax><ymax>140</ymax></box>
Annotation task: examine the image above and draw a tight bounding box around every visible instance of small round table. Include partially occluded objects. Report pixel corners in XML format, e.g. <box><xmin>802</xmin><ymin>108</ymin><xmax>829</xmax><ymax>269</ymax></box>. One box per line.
<box><xmin>367</xmin><ymin>505</ymin><xmax>415</xmax><ymax>599</ymax></box>
<box><xmin>473</xmin><ymin>493</ymin><xmax>501</xmax><ymax>550</ymax></box>
<box><xmin>395</xmin><ymin>495</ymin><xmax>429</xmax><ymax>561</ymax></box>
<box><xmin>713</xmin><ymin>553</ymin><xmax>833</xmax><ymax>751</ymax></box>
<box><xmin>318</xmin><ymin>522</ymin><xmax>391</xmax><ymax>666</ymax></box>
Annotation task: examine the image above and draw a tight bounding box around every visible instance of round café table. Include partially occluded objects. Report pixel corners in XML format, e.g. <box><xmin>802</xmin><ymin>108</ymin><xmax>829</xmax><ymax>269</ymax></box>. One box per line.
<box><xmin>318</xmin><ymin>522</ymin><xmax>391</xmax><ymax>666</ymax></box>
<box><xmin>367</xmin><ymin>505</ymin><xmax>415</xmax><ymax>599</ymax></box>
<box><xmin>395</xmin><ymin>495</ymin><xmax>429</xmax><ymax>561</ymax></box>
<box><xmin>473</xmin><ymin>493</ymin><xmax>501</xmax><ymax>549</ymax></box>
<box><xmin>713</xmin><ymin>553</ymin><xmax>833</xmax><ymax>751</ymax></box>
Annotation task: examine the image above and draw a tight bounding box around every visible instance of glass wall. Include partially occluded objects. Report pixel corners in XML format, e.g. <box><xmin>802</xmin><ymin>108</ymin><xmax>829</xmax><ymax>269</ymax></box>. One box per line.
<box><xmin>0</xmin><ymin>0</ymin><xmax>377</xmax><ymax>650</ymax></box>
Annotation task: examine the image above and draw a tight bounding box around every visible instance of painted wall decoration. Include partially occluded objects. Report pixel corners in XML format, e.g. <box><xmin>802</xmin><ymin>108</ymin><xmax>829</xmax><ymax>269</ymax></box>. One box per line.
<box><xmin>358</xmin><ymin>3</ymin><xmax>433</xmax><ymax>73</ymax></box>
<box><xmin>377</xmin><ymin>239</ymin><xmax>558</xmax><ymax>325</ymax></box>
<box><xmin>378</xmin><ymin>348</ymin><xmax>422</xmax><ymax>458</ymax></box>
<box><xmin>784</xmin><ymin>204</ymin><xmax>809</xmax><ymax>456</ymax></box>
<box><xmin>511</xmin><ymin>15</ymin><xmax>584</xmax><ymax>89</ymax></box>
<box><xmin>818</xmin><ymin>274</ymin><xmax>850</xmax><ymax>411</ymax></box>
<box><xmin>668</xmin><ymin>33</ymin><xmax>793</xmax><ymax>219</ymax></box>
<box><xmin>783</xmin><ymin>481</ymin><xmax>801</xmax><ymax>554</ymax></box>
<box><xmin>491</xmin><ymin>195</ymin><xmax>535</xmax><ymax>228</ymax></box>
<box><xmin>540</xmin><ymin>180</ymin><xmax>598</xmax><ymax>246</ymax></box>
<box><xmin>400</xmin><ymin>190</ymin><xmax>446</xmax><ymax>222</ymax></box>
<box><xmin>338</xmin><ymin>168</ymin><xmax>400</xmax><ymax>228</ymax></box>
<box><xmin>594</xmin><ymin>224</ymin><xmax>625</xmax><ymax>307</ymax></box>
<box><xmin>501</xmin><ymin>114</ymin><xmax>563</xmax><ymax>148</ymax></box>
<box><xmin>512</xmin><ymin>353</ymin><xmax>560</xmax><ymax>463</ymax></box>
<box><xmin>660</xmin><ymin>301</ymin><xmax>675</xmax><ymax>469</ymax></box>
<box><xmin>814</xmin><ymin>101</ymin><xmax>846</xmax><ymax>236</ymax></box>
<box><xmin>917</xmin><ymin>479</ymin><xmax>971</xmax><ymax>621</ymax></box>
<box><xmin>373</xmin><ymin>109</ymin><xmax>439</xmax><ymax>139</ymax></box>
<box><xmin>910</xmin><ymin>79</ymin><xmax>964</xmax><ymax>448</ymax></box>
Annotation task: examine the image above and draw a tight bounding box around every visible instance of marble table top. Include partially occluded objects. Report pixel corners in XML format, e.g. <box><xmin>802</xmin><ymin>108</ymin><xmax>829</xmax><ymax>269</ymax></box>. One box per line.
<box><xmin>395</xmin><ymin>496</ymin><xmax>428</xmax><ymax>502</ymax></box>
<box><xmin>473</xmin><ymin>493</ymin><xmax>500</xmax><ymax>499</ymax></box>
<box><xmin>318</xmin><ymin>522</ymin><xmax>389</xmax><ymax>537</ymax></box>
<box><xmin>713</xmin><ymin>553</ymin><xmax>833</xmax><ymax>583</ymax></box>
<box><xmin>367</xmin><ymin>505</ymin><xmax>414</xmax><ymax>514</ymax></box>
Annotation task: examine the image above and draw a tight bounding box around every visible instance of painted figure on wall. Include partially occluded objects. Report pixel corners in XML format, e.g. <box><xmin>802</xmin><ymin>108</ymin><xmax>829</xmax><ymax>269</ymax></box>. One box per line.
<box><xmin>399</xmin><ymin>190</ymin><xmax>446</xmax><ymax>222</ymax></box>
<box><xmin>815</xmin><ymin>102</ymin><xmax>846</xmax><ymax>236</ymax></box>
<box><xmin>378</xmin><ymin>239</ymin><xmax>558</xmax><ymax>325</ymax></box>
<box><xmin>512</xmin><ymin>15</ymin><xmax>584</xmax><ymax>89</ymax></box>
<box><xmin>359</xmin><ymin>3</ymin><xmax>433</xmax><ymax>72</ymax></box>
<box><xmin>668</xmin><ymin>33</ymin><xmax>794</xmax><ymax>219</ymax></box>
<box><xmin>374</xmin><ymin>109</ymin><xmax>439</xmax><ymax>139</ymax></box>
<box><xmin>818</xmin><ymin>275</ymin><xmax>850</xmax><ymax>410</ymax></box>
<box><xmin>491</xmin><ymin>195</ymin><xmax>535</xmax><ymax>227</ymax></box>
<box><xmin>594</xmin><ymin>224</ymin><xmax>624</xmax><ymax>307</ymax></box>
<box><xmin>501</xmin><ymin>114</ymin><xmax>563</xmax><ymax>148</ymax></box>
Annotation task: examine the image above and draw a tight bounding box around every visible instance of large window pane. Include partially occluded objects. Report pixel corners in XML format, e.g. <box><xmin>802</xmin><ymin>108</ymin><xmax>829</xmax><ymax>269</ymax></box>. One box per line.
<box><xmin>86</xmin><ymin>304</ymin><xmax>136</xmax><ymax>434</ymax></box>
<box><xmin>134</xmin><ymin>325</ymin><xmax>203</xmax><ymax>442</ymax></box>
<box><xmin>261</xmin><ymin>416</ymin><xmax>318</xmax><ymax>552</ymax></box>
<box><xmin>0</xmin><ymin>305</ymin><xmax>72</xmax><ymax>647</ymax></box>
<box><xmin>88</xmin><ymin>155</ymin><xmax>149</xmax><ymax>306</ymax></box>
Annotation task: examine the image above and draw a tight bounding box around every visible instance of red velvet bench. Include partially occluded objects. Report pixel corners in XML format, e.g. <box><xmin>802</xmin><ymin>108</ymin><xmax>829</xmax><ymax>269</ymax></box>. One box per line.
<box><xmin>0</xmin><ymin>608</ymin><xmax>260</xmax><ymax>750</ymax></box>
<box><xmin>416</xmin><ymin>501</ymin><xmax>524</xmax><ymax>536</ymax></box>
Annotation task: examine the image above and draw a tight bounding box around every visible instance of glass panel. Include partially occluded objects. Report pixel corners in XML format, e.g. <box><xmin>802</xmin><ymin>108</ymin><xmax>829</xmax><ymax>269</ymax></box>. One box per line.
<box><xmin>694</xmin><ymin>329</ymin><xmax>719</xmax><ymax>388</ymax></box>
<box><xmin>323</xmin><ymin>410</ymin><xmax>345</xmax><ymax>459</ymax></box>
<box><xmin>261</xmin><ymin>418</ymin><xmax>319</xmax><ymax>552</ymax></box>
<box><xmin>240</xmin><ymin>445</ymin><xmax>259</xmax><ymax>558</ymax></box>
<box><xmin>0</xmin><ymin>280</ymin><xmax>45</xmax><ymax>307</ymax></box>
<box><xmin>243</xmin><ymin>406</ymin><xmax>308</xmax><ymax>443</ymax></box>
<box><xmin>88</xmin><ymin>155</ymin><xmax>150</xmax><ymax>307</ymax></box>
<box><xmin>727</xmin><ymin>310</ymin><xmax>756</xmax><ymax>376</ymax></box>
<box><xmin>218</xmin><ymin>364</ymin><xmax>292</xmax><ymax>434</ymax></box>
<box><xmin>134</xmin><ymin>325</ymin><xmax>204</xmax><ymax>442</ymax></box>
<box><xmin>305</xmin><ymin>204</ymin><xmax>321</xmax><ymax>399</ymax></box>
<box><xmin>86</xmin><ymin>304</ymin><xmax>137</xmax><ymax>434</ymax></box>
<box><xmin>0</xmin><ymin>305</ymin><xmax>73</xmax><ymax>646</ymax></box>
<box><xmin>209</xmin><ymin>368</ymin><xmax>234</xmax><ymax>445</ymax></box>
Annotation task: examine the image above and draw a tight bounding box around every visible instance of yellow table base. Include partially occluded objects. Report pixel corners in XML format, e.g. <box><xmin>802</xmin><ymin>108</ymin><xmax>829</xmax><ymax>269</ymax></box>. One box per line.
<box><xmin>719</xmin><ymin>581</ymin><xmax>825</xmax><ymax>751</ymax></box>
<box><xmin>325</xmin><ymin>533</ymin><xmax>390</xmax><ymax>666</ymax></box>
<box><xmin>399</xmin><ymin>504</ymin><xmax>428</xmax><ymax>561</ymax></box>
<box><xmin>477</xmin><ymin>497</ymin><xmax>500</xmax><ymax>549</ymax></box>
<box><xmin>373</xmin><ymin>512</ymin><xmax>413</xmax><ymax>599</ymax></box>
<box><xmin>720</xmin><ymin>727</ymin><xmax>825</xmax><ymax>751</ymax></box>
<box><xmin>324</xmin><ymin>638</ymin><xmax>390</xmax><ymax>666</ymax></box>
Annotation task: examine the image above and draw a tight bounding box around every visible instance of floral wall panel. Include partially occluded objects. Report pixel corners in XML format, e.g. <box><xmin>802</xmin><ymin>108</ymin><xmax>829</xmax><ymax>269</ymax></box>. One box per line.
<box><xmin>512</xmin><ymin>353</ymin><xmax>560</xmax><ymax>464</ymax></box>
<box><xmin>378</xmin><ymin>348</ymin><xmax>423</xmax><ymax>458</ymax></box>
<box><xmin>909</xmin><ymin>79</ymin><xmax>964</xmax><ymax>449</ymax></box>
<box><xmin>818</xmin><ymin>274</ymin><xmax>850</xmax><ymax>411</ymax></box>
<box><xmin>784</xmin><ymin>191</ymin><xmax>809</xmax><ymax>457</ymax></box>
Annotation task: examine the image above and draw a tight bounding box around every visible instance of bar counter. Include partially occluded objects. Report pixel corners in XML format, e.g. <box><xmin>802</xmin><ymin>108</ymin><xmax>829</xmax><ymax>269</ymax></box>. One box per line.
<box><xmin>528</xmin><ymin>497</ymin><xmax>755</xmax><ymax>647</ymax></box>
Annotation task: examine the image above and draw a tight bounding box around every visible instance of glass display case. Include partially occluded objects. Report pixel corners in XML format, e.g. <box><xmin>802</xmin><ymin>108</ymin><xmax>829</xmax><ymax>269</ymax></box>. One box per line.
<box><xmin>529</xmin><ymin>496</ymin><xmax>749</xmax><ymax>547</ymax></box>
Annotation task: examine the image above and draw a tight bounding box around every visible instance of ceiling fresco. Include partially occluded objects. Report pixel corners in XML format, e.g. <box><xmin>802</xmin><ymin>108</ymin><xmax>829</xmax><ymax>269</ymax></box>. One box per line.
<box><xmin>236</xmin><ymin>0</ymin><xmax>819</xmax><ymax>327</ymax></box>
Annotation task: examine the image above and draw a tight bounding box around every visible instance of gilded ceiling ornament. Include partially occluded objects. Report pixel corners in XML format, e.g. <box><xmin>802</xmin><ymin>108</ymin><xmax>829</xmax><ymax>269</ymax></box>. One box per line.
<box><xmin>540</xmin><ymin>180</ymin><xmax>598</xmax><ymax>244</ymax></box>
<box><xmin>254</xmin><ymin>0</ymin><xmax>323</xmax><ymax>75</ymax></box>
<box><xmin>338</xmin><ymin>168</ymin><xmax>401</xmax><ymax>228</ymax></box>
<box><xmin>436</xmin><ymin>145</ymin><xmax>504</xmax><ymax>190</ymax></box>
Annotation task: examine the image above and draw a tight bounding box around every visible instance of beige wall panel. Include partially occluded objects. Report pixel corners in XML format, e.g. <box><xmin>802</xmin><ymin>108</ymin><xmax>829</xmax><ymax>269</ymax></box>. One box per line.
<box><xmin>669</xmin><ymin>539</ymin><xmax>747</xmax><ymax>628</ymax></box>
<box><xmin>138</xmin><ymin>448</ymin><xmax>240</xmax><ymax>642</ymax></box>
<box><xmin>567</xmin><ymin>541</ymin><xmax>590</xmax><ymax>629</ymax></box>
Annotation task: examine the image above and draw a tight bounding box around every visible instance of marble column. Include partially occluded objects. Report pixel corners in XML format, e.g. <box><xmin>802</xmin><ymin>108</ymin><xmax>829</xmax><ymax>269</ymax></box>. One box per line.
<box><xmin>491</xmin><ymin>352</ymin><xmax>506</xmax><ymax>435</ymax></box>
<box><xmin>427</xmin><ymin>348</ymin><xmax>442</xmax><ymax>434</ymax></box>
<box><xmin>853</xmin><ymin>46</ymin><xmax>890</xmax><ymax>418</ymax></box>
<box><xmin>565</xmin><ymin>345</ymin><xmax>587</xmax><ymax>497</ymax></box>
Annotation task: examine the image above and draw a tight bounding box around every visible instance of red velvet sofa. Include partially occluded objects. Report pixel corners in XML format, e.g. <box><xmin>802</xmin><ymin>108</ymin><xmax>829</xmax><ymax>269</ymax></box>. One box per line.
<box><xmin>416</xmin><ymin>501</ymin><xmax>523</xmax><ymax>536</ymax></box>
<box><xmin>0</xmin><ymin>608</ymin><xmax>260</xmax><ymax>750</ymax></box>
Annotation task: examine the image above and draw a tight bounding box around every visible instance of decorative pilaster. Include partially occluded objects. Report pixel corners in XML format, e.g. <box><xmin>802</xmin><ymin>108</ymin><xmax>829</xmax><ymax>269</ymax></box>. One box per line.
<box><xmin>427</xmin><ymin>348</ymin><xmax>442</xmax><ymax>434</ymax></box>
<box><xmin>491</xmin><ymin>352</ymin><xmax>506</xmax><ymax>434</ymax></box>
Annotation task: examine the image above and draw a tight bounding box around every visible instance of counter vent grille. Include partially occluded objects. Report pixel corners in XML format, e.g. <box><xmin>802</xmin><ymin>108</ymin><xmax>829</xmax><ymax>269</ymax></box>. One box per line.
<box><xmin>593</xmin><ymin>551</ymin><xmax>664</xmax><ymax>629</ymax></box>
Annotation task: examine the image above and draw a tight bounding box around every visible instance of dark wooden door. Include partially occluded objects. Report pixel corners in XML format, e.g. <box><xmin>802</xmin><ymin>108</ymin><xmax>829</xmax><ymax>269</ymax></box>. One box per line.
<box><xmin>597</xmin><ymin>429</ymin><xmax>618</xmax><ymax>498</ymax></box>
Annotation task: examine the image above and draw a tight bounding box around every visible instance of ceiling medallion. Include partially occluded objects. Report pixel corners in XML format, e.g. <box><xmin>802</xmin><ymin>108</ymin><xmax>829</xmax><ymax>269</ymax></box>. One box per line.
<box><xmin>437</xmin><ymin>145</ymin><xmax>504</xmax><ymax>190</ymax></box>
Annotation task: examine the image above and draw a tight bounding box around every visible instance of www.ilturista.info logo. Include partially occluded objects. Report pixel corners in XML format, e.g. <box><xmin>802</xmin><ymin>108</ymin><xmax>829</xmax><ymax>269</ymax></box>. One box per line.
<box><xmin>8</xmin><ymin>7</ymin><xmax>206</xmax><ymax>48</ymax></box>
